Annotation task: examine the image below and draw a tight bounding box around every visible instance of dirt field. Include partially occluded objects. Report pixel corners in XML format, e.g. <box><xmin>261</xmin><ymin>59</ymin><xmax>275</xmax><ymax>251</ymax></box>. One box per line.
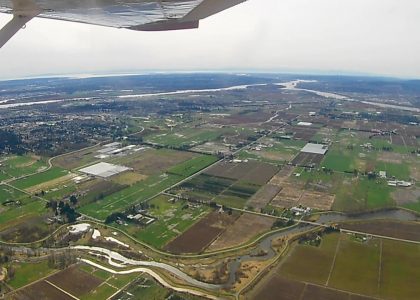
<box><xmin>288</xmin><ymin>126</ymin><xmax>319</xmax><ymax>141</ymax></box>
<box><xmin>247</xmin><ymin>274</ymin><xmax>374</xmax><ymax>300</ymax></box>
<box><xmin>392</xmin><ymin>187</ymin><xmax>420</xmax><ymax>205</ymax></box>
<box><xmin>207</xmin><ymin>213</ymin><xmax>274</xmax><ymax>251</ymax></box>
<box><xmin>270</xmin><ymin>182</ymin><xmax>303</xmax><ymax>207</ymax></box>
<box><xmin>47</xmin><ymin>266</ymin><xmax>103</xmax><ymax>297</ymax></box>
<box><xmin>215</xmin><ymin>111</ymin><xmax>273</xmax><ymax>125</ymax></box>
<box><xmin>123</xmin><ymin>149</ymin><xmax>197</xmax><ymax>175</ymax></box>
<box><xmin>164</xmin><ymin>211</ymin><xmax>238</xmax><ymax>254</ymax></box>
<box><xmin>377</xmin><ymin>152</ymin><xmax>403</xmax><ymax>164</ymax></box>
<box><xmin>271</xmin><ymin>183</ymin><xmax>335</xmax><ymax>210</ymax></box>
<box><xmin>205</xmin><ymin>160</ymin><xmax>279</xmax><ymax>185</ymax></box>
<box><xmin>299</xmin><ymin>191</ymin><xmax>335</xmax><ymax>210</ymax></box>
<box><xmin>109</xmin><ymin>171</ymin><xmax>148</xmax><ymax>186</ymax></box>
<box><xmin>291</xmin><ymin>152</ymin><xmax>324</xmax><ymax>167</ymax></box>
<box><xmin>246</xmin><ymin>184</ymin><xmax>282</xmax><ymax>210</ymax></box>
<box><xmin>11</xmin><ymin>280</ymin><xmax>74</xmax><ymax>300</ymax></box>
<box><xmin>341</xmin><ymin>220</ymin><xmax>420</xmax><ymax>242</ymax></box>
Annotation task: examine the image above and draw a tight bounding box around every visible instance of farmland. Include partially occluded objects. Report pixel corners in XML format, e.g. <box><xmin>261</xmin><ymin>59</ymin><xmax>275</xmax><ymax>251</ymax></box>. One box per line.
<box><xmin>10</xmin><ymin>167</ymin><xmax>70</xmax><ymax>190</ymax></box>
<box><xmin>119</xmin><ymin>195</ymin><xmax>210</xmax><ymax>249</ymax></box>
<box><xmin>144</xmin><ymin>128</ymin><xmax>223</xmax><ymax>148</ymax></box>
<box><xmin>252</xmin><ymin>232</ymin><xmax>420</xmax><ymax>300</ymax></box>
<box><xmin>0</xmin><ymin>74</ymin><xmax>419</xmax><ymax>300</ymax></box>
<box><xmin>165</xmin><ymin>211</ymin><xmax>239</xmax><ymax>253</ymax></box>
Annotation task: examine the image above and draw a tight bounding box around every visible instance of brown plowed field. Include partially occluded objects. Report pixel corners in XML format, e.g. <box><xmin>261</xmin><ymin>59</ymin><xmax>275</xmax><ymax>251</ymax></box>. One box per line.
<box><xmin>205</xmin><ymin>160</ymin><xmax>279</xmax><ymax>185</ymax></box>
<box><xmin>47</xmin><ymin>266</ymin><xmax>103</xmax><ymax>297</ymax></box>
<box><xmin>207</xmin><ymin>213</ymin><xmax>274</xmax><ymax>251</ymax></box>
<box><xmin>341</xmin><ymin>220</ymin><xmax>420</xmax><ymax>242</ymax></box>
<box><xmin>11</xmin><ymin>281</ymin><xmax>74</xmax><ymax>300</ymax></box>
<box><xmin>164</xmin><ymin>211</ymin><xmax>238</xmax><ymax>254</ymax></box>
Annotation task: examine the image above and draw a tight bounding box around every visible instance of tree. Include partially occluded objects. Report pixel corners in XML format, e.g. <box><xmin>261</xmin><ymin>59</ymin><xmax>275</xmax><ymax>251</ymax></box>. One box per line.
<box><xmin>69</xmin><ymin>195</ymin><xmax>78</xmax><ymax>205</ymax></box>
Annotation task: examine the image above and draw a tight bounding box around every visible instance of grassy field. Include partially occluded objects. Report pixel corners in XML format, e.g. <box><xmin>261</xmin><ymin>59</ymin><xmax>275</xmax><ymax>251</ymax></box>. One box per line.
<box><xmin>119</xmin><ymin>195</ymin><xmax>209</xmax><ymax>248</ymax></box>
<box><xmin>8</xmin><ymin>261</ymin><xmax>57</xmax><ymax>289</ymax></box>
<box><xmin>0</xmin><ymin>155</ymin><xmax>48</xmax><ymax>178</ymax></box>
<box><xmin>0</xmin><ymin>200</ymin><xmax>47</xmax><ymax>231</ymax></box>
<box><xmin>0</xmin><ymin>184</ymin><xmax>27</xmax><ymax>202</ymax></box>
<box><xmin>167</xmin><ymin>154</ymin><xmax>218</xmax><ymax>177</ymax></box>
<box><xmin>292</xmin><ymin>169</ymin><xmax>395</xmax><ymax>212</ymax></box>
<box><xmin>10</xmin><ymin>167</ymin><xmax>69</xmax><ymax>190</ymax></box>
<box><xmin>79</xmin><ymin>173</ymin><xmax>183</xmax><ymax>220</ymax></box>
<box><xmin>145</xmin><ymin>128</ymin><xmax>222</xmax><ymax>148</ymax></box>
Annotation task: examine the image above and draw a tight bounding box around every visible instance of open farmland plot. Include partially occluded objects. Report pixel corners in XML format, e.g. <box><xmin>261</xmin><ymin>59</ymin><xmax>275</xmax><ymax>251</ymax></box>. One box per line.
<box><xmin>174</xmin><ymin>172</ymin><xmax>262</xmax><ymax>209</ymax></box>
<box><xmin>120</xmin><ymin>195</ymin><xmax>210</xmax><ymax>249</ymax></box>
<box><xmin>279</xmin><ymin>233</ymin><xmax>340</xmax><ymax>285</ymax></box>
<box><xmin>291</xmin><ymin>152</ymin><xmax>324</xmax><ymax>167</ymax></box>
<box><xmin>380</xmin><ymin>239</ymin><xmax>420</xmax><ymax>300</ymax></box>
<box><xmin>144</xmin><ymin>128</ymin><xmax>222</xmax><ymax>148</ymax></box>
<box><xmin>299</xmin><ymin>191</ymin><xmax>335</xmax><ymax>210</ymax></box>
<box><xmin>164</xmin><ymin>211</ymin><xmax>238</xmax><ymax>254</ymax></box>
<box><xmin>291</xmin><ymin>169</ymin><xmax>395</xmax><ymax>212</ymax></box>
<box><xmin>246</xmin><ymin>184</ymin><xmax>282</xmax><ymax>210</ymax></box>
<box><xmin>46</xmin><ymin>266</ymin><xmax>103</xmax><ymax>297</ymax></box>
<box><xmin>79</xmin><ymin>173</ymin><xmax>182</xmax><ymax>220</ymax></box>
<box><xmin>0</xmin><ymin>200</ymin><xmax>48</xmax><ymax>237</ymax></box>
<box><xmin>205</xmin><ymin>160</ymin><xmax>279</xmax><ymax>185</ymax></box>
<box><xmin>112</xmin><ymin>148</ymin><xmax>197</xmax><ymax>176</ymax></box>
<box><xmin>207</xmin><ymin>213</ymin><xmax>274</xmax><ymax>251</ymax></box>
<box><xmin>53</xmin><ymin>145</ymin><xmax>104</xmax><ymax>170</ymax></box>
<box><xmin>10</xmin><ymin>167</ymin><xmax>70</xmax><ymax>190</ymax></box>
<box><xmin>11</xmin><ymin>280</ymin><xmax>74</xmax><ymax>300</ymax></box>
<box><xmin>341</xmin><ymin>220</ymin><xmax>420</xmax><ymax>242</ymax></box>
<box><xmin>328</xmin><ymin>235</ymin><xmax>381</xmax><ymax>297</ymax></box>
<box><xmin>269</xmin><ymin>233</ymin><xmax>420</xmax><ymax>300</ymax></box>
<box><xmin>167</xmin><ymin>154</ymin><xmax>218</xmax><ymax>177</ymax></box>
<box><xmin>0</xmin><ymin>184</ymin><xmax>27</xmax><ymax>203</ymax></box>
<box><xmin>0</xmin><ymin>155</ymin><xmax>48</xmax><ymax>179</ymax></box>
<box><xmin>77</xmin><ymin>179</ymin><xmax>128</xmax><ymax>206</ymax></box>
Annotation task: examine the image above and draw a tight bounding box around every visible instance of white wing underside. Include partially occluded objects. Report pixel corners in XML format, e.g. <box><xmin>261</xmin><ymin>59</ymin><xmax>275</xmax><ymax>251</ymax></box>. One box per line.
<box><xmin>0</xmin><ymin>0</ymin><xmax>245</xmax><ymax>47</ymax></box>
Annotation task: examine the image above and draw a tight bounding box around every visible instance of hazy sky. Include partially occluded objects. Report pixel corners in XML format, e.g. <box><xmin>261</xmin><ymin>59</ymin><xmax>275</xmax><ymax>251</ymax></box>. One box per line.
<box><xmin>1</xmin><ymin>0</ymin><xmax>420</xmax><ymax>80</ymax></box>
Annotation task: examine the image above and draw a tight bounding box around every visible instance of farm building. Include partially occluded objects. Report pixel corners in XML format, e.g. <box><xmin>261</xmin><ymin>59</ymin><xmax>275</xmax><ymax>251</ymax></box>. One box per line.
<box><xmin>79</xmin><ymin>162</ymin><xmax>131</xmax><ymax>178</ymax></box>
<box><xmin>291</xmin><ymin>143</ymin><xmax>329</xmax><ymax>167</ymax></box>
<box><xmin>301</xmin><ymin>143</ymin><xmax>329</xmax><ymax>155</ymax></box>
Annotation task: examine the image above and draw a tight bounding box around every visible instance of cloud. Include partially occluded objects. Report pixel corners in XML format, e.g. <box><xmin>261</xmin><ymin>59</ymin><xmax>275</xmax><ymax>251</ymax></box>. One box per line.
<box><xmin>0</xmin><ymin>0</ymin><xmax>420</xmax><ymax>79</ymax></box>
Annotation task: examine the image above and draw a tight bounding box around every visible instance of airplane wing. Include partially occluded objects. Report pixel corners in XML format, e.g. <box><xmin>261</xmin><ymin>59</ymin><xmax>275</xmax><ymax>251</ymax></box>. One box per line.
<box><xmin>0</xmin><ymin>0</ymin><xmax>246</xmax><ymax>48</ymax></box>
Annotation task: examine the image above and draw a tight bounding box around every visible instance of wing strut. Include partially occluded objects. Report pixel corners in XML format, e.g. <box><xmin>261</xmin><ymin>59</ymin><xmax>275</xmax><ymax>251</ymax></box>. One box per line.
<box><xmin>0</xmin><ymin>14</ymin><xmax>35</xmax><ymax>48</ymax></box>
<box><xmin>0</xmin><ymin>0</ymin><xmax>39</xmax><ymax>48</ymax></box>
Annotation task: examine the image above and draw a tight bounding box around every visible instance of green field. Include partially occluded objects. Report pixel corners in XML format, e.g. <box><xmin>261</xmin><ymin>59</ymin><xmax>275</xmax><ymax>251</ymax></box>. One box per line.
<box><xmin>79</xmin><ymin>174</ymin><xmax>183</xmax><ymax>220</ymax></box>
<box><xmin>174</xmin><ymin>173</ymin><xmax>261</xmax><ymax>209</ymax></box>
<box><xmin>0</xmin><ymin>200</ymin><xmax>46</xmax><ymax>231</ymax></box>
<box><xmin>10</xmin><ymin>167</ymin><xmax>69</xmax><ymax>190</ymax></box>
<box><xmin>167</xmin><ymin>155</ymin><xmax>218</xmax><ymax>177</ymax></box>
<box><xmin>145</xmin><ymin>128</ymin><xmax>222</xmax><ymax>148</ymax></box>
<box><xmin>8</xmin><ymin>261</ymin><xmax>57</xmax><ymax>289</ymax></box>
<box><xmin>119</xmin><ymin>195</ymin><xmax>209</xmax><ymax>248</ymax></box>
<box><xmin>0</xmin><ymin>155</ymin><xmax>48</xmax><ymax>179</ymax></box>
<box><xmin>0</xmin><ymin>184</ymin><xmax>27</xmax><ymax>202</ymax></box>
<box><xmin>292</xmin><ymin>169</ymin><xmax>395</xmax><ymax>212</ymax></box>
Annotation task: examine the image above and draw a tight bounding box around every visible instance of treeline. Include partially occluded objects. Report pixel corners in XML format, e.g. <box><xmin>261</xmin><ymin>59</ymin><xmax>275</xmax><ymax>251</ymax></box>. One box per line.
<box><xmin>0</xmin><ymin>130</ymin><xmax>25</xmax><ymax>155</ymax></box>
